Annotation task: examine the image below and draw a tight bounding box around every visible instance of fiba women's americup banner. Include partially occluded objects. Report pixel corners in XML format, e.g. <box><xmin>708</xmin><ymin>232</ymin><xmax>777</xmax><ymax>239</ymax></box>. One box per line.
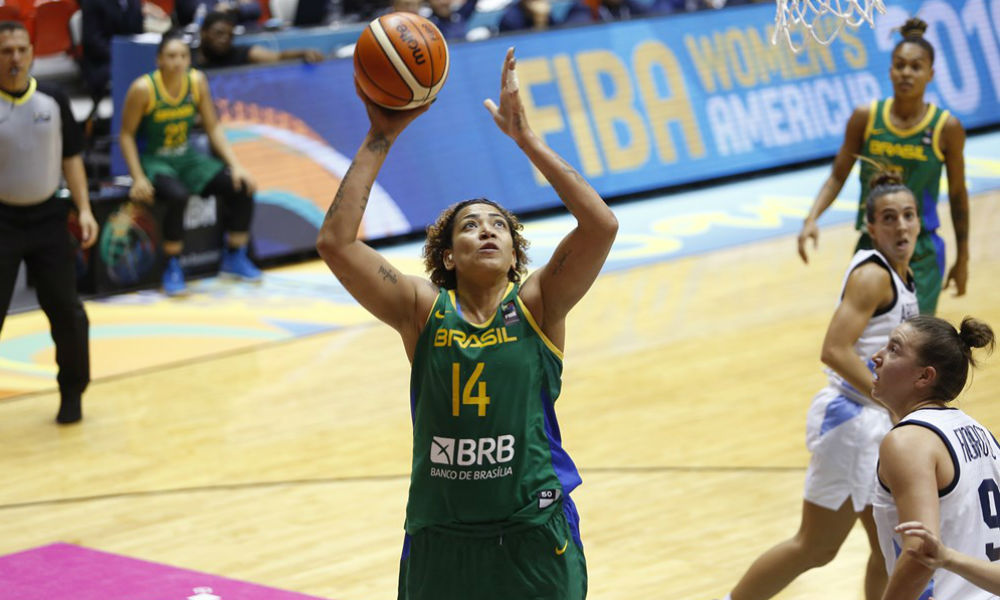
<box><xmin>204</xmin><ymin>0</ymin><xmax>1000</xmax><ymax>250</ymax></box>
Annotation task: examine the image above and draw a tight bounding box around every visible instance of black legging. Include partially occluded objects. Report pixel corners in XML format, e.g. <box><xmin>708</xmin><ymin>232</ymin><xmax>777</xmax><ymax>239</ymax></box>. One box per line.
<box><xmin>153</xmin><ymin>168</ymin><xmax>254</xmax><ymax>243</ymax></box>
<box><xmin>0</xmin><ymin>198</ymin><xmax>90</xmax><ymax>396</ymax></box>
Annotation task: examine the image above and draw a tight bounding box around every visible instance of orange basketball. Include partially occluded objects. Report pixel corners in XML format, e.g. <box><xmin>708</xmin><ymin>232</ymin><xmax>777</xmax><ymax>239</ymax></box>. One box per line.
<box><xmin>353</xmin><ymin>12</ymin><xmax>450</xmax><ymax>110</ymax></box>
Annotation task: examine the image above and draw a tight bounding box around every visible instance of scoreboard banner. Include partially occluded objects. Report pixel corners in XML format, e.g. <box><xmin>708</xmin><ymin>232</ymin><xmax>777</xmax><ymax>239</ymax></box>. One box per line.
<box><xmin>197</xmin><ymin>0</ymin><xmax>1000</xmax><ymax>252</ymax></box>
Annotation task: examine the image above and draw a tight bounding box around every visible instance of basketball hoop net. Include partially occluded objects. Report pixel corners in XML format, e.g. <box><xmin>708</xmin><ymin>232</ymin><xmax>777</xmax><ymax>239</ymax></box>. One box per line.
<box><xmin>772</xmin><ymin>0</ymin><xmax>886</xmax><ymax>52</ymax></box>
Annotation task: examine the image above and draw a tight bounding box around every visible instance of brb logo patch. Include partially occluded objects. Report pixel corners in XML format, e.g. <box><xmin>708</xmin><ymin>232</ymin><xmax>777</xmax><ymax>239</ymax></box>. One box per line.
<box><xmin>430</xmin><ymin>435</ymin><xmax>515</xmax><ymax>466</ymax></box>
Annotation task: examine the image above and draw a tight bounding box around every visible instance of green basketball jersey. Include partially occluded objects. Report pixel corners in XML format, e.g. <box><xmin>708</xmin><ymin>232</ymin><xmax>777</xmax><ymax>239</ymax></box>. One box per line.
<box><xmin>139</xmin><ymin>69</ymin><xmax>203</xmax><ymax>157</ymax></box>
<box><xmin>405</xmin><ymin>283</ymin><xmax>580</xmax><ymax>535</ymax></box>
<box><xmin>857</xmin><ymin>98</ymin><xmax>949</xmax><ymax>232</ymax></box>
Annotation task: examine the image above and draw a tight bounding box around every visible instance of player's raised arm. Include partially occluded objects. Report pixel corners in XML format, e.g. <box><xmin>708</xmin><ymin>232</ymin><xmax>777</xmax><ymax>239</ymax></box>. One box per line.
<box><xmin>484</xmin><ymin>48</ymin><xmax>618</xmax><ymax>342</ymax></box>
<box><xmin>820</xmin><ymin>263</ymin><xmax>892</xmax><ymax>399</ymax></box>
<box><xmin>798</xmin><ymin>105</ymin><xmax>869</xmax><ymax>263</ymax></box>
<box><xmin>316</xmin><ymin>93</ymin><xmax>436</xmax><ymax>342</ymax></box>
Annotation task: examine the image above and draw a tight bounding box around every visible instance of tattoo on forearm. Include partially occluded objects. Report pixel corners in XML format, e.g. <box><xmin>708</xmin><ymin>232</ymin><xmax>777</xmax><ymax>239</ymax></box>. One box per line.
<box><xmin>552</xmin><ymin>250</ymin><xmax>572</xmax><ymax>275</ymax></box>
<box><xmin>556</xmin><ymin>156</ymin><xmax>585</xmax><ymax>184</ymax></box>
<box><xmin>326</xmin><ymin>192</ymin><xmax>343</xmax><ymax>220</ymax></box>
<box><xmin>360</xmin><ymin>184</ymin><xmax>371</xmax><ymax>213</ymax></box>
<box><xmin>367</xmin><ymin>133</ymin><xmax>390</xmax><ymax>154</ymax></box>
<box><xmin>378</xmin><ymin>264</ymin><xmax>398</xmax><ymax>284</ymax></box>
<box><xmin>324</xmin><ymin>163</ymin><xmax>375</xmax><ymax>221</ymax></box>
<box><xmin>325</xmin><ymin>162</ymin><xmax>357</xmax><ymax>220</ymax></box>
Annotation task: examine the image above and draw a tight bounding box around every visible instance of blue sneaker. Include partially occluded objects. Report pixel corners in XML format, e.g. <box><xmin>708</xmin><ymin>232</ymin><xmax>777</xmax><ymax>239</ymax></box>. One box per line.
<box><xmin>220</xmin><ymin>246</ymin><xmax>262</xmax><ymax>282</ymax></box>
<box><xmin>162</xmin><ymin>256</ymin><xmax>187</xmax><ymax>296</ymax></box>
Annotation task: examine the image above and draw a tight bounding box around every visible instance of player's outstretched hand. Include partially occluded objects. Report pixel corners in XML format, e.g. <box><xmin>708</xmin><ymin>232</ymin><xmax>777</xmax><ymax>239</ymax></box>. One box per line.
<box><xmin>356</xmin><ymin>79</ymin><xmax>432</xmax><ymax>144</ymax></box>
<box><xmin>797</xmin><ymin>218</ymin><xmax>819</xmax><ymax>264</ymax></box>
<box><xmin>484</xmin><ymin>47</ymin><xmax>532</xmax><ymax>147</ymax></box>
<box><xmin>895</xmin><ymin>521</ymin><xmax>949</xmax><ymax>569</ymax></box>
<box><xmin>944</xmin><ymin>259</ymin><xmax>968</xmax><ymax>297</ymax></box>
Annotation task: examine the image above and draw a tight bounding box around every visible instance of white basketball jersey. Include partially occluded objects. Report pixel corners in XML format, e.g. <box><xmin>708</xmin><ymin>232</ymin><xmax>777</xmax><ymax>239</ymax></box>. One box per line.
<box><xmin>826</xmin><ymin>249</ymin><xmax>919</xmax><ymax>405</ymax></box>
<box><xmin>874</xmin><ymin>408</ymin><xmax>1000</xmax><ymax>600</ymax></box>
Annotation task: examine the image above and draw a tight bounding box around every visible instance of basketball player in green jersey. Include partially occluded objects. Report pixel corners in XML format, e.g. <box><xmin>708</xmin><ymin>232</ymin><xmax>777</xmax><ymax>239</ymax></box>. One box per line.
<box><xmin>120</xmin><ymin>32</ymin><xmax>260</xmax><ymax>296</ymax></box>
<box><xmin>316</xmin><ymin>48</ymin><xmax>617</xmax><ymax>599</ymax></box>
<box><xmin>798</xmin><ymin>18</ymin><xmax>969</xmax><ymax>315</ymax></box>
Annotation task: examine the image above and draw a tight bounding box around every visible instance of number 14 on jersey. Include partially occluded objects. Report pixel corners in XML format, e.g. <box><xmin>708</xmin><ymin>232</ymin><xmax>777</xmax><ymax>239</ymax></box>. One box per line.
<box><xmin>452</xmin><ymin>362</ymin><xmax>490</xmax><ymax>417</ymax></box>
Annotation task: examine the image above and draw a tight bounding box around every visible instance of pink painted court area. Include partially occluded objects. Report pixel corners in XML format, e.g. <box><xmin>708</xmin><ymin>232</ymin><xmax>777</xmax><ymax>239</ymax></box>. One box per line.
<box><xmin>0</xmin><ymin>543</ymin><xmax>331</xmax><ymax>600</ymax></box>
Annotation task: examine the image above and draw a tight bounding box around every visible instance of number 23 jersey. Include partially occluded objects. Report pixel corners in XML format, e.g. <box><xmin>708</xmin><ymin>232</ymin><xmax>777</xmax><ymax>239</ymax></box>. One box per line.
<box><xmin>405</xmin><ymin>283</ymin><xmax>581</xmax><ymax>534</ymax></box>
<box><xmin>874</xmin><ymin>407</ymin><xmax>1000</xmax><ymax>600</ymax></box>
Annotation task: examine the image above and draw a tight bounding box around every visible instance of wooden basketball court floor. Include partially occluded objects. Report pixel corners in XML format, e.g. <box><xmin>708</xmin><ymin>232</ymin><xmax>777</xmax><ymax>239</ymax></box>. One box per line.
<box><xmin>1</xmin><ymin>154</ymin><xmax>999</xmax><ymax>598</ymax></box>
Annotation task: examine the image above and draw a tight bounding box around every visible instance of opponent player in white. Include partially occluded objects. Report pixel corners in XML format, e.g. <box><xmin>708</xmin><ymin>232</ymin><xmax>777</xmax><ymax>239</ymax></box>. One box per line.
<box><xmin>872</xmin><ymin>315</ymin><xmax>997</xmax><ymax>600</ymax></box>
<box><xmin>721</xmin><ymin>171</ymin><xmax>920</xmax><ymax>600</ymax></box>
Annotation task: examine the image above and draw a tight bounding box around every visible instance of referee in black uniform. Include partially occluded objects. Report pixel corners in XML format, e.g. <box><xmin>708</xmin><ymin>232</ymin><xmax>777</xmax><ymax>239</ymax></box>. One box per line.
<box><xmin>0</xmin><ymin>21</ymin><xmax>98</xmax><ymax>424</ymax></box>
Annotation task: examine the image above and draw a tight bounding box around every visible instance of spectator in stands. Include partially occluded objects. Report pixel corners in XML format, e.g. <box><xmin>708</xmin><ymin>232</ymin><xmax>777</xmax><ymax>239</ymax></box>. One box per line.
<box><xmin>561</xmin><ymin>0</ymin><xmax>653</xmax><ymax>24</ymax></box>
<box><xmin>341</xmin><ymin>0</ymin><xmax>384</xmax><ymax>21</ymax></box>
<box><xmin>119</xmin><ymin>32</ymin><xmax>261</xmax><ymax>296</ymax></box>
<box><xmin>497</xmin><ymin>0</ymin><xmax>557</xmax><ymax>33</ymax></box>
<box><xmin>80</xmin><ymin>0</ymin><xmax>170</xmax><ymax>100</ymax></box>
<box><xmin>194</xmin><ymin>12</ymin><xmax>324</xmax><ymax>69</ymax></box>
<box><xmin>426</xmin><ymin>0</ymin><xmax>479</xmax><ymax>40</ymax></box>
<box><xmin>334</xmin><ymin>0</ymin><xmax>421</xmax><ymax>59</ymax></box>
<box><xmin>176</xmin><ymin>0</ymin><xmax>261</xmax><ymax>27</ymax></box>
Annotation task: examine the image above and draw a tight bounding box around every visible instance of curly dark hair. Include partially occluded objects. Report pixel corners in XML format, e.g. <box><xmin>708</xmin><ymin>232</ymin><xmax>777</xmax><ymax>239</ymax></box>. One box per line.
<box><xmin>422</xmin><ymin>198</ymin><xmax>530</xmax><ymax>290</ymax></box>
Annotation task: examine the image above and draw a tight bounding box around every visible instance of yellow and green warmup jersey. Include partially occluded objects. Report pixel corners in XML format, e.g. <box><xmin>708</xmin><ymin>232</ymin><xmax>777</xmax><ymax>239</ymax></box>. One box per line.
<box><xmin>857</xmin><ymin>98</ymin><xmax>949</xmax><ymax>232</ymax></box>
<box><xmin>138</xmin><ymin>69</ymin><xmax>202</xmax><ymax>157</ymax></box>
<box><xmin>405</xmin><ymin>283</ymin><xmax>581</xmax><ymax>535</ymax></box>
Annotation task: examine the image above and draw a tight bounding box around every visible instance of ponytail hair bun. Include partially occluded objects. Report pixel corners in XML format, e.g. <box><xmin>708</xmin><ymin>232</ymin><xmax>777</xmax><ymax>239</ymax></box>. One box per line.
<box><xmin>959</xmin><ymin>317</ymin><xmax>996</xmax><ymax>368</ymax></box>
<box><xmin>894</xmin><ymin>17</ymin><xmax>935</xmax><ymax>64</ymax></box>
<box><xmin>899</xmin><ymin>17</ymin><xmax>928</xmax><ymax>39</ymax></box>
<box><xmin>909</xmin><ymin>315</ymin><xmax>995</xmax><ymax>402</ymax></box>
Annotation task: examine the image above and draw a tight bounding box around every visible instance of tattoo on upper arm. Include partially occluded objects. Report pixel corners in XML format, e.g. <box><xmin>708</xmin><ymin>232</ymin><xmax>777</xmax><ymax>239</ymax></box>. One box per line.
<box><xmin>556</xmin><ymin>156</ymin><xmax>585</xmax><ymax>184</ymax></box>
<box><xmin>551</xmin><ymin>249</ymin><xmax>572</xmax><ymax>275</ymax></box>
<box><xmin>378</xmin><ymin>264</ymin><xmax>399</xmax><ymax>284</ymax></box>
